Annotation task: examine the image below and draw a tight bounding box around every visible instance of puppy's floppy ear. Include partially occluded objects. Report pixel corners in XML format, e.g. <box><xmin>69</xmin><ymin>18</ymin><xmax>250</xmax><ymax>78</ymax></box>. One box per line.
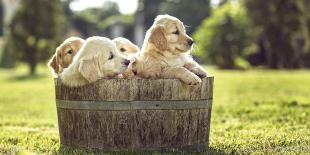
<box><xmin>149</xmin><ymin>25</ymin><xmax>167</xmax><ymax>51</ymax></box>
<box><xmin>78</xmin><ymin>56</ymin><xmax>102</xmax><ymax>83</ymax></box>
<box><xmin>48</xmin><ymin>54</ymin><xmax>59</xmax><ymax>77</ymax></box>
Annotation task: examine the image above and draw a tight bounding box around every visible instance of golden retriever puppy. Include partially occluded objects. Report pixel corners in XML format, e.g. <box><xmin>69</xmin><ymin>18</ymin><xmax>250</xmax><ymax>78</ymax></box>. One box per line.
<box><xmin>60</xmin><ymin>36</ymin><xmax>130</xmax><ymax>87</ymax></box>
<box><xmin>49</xmin><ymin>37</ymin><xmax>139</xmax><ymax>78</ymax></box>
<box><xmin>48</xmin><ymin>37</ymin><xmax>85</xmax><ymax>77</ymax></box>
<box><xmin>129</xmin><ymin>15</ymin><xmax>207</xmax><ymax>84</ymax></box>
<box><xmin>113</xmin><ymin>37</ymin><xmax>140</xmax><ymax>59</ymax></box>
<box><xmin>113</xmin><ymin>37</ymin><xmax>140</xmax><ymax>79</ymax></box>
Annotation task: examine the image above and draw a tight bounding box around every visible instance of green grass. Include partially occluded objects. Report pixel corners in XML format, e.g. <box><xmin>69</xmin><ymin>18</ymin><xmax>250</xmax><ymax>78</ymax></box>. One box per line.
<box><xmin>0</xmin><ymin>65</ymin><xmax>309</xmax><ymax>154</ymax></box>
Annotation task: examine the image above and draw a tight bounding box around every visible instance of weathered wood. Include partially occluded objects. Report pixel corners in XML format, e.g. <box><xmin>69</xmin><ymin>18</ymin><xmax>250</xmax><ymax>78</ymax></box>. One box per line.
<box><xmin>197</xmin><ymin>108</ymin><xmax>212</xmax><ymax>145</ymax></box>
<box><xmin>57</xmin><ymin>109</ymin><xmax>90</xmax><ymax>148</ymax></box>
<box><xmin>55</xmin><ymin>77</ymin><xmax>214</xmax><ymax>101</ymax></box>
<box><xmin>55</xmin><ymin>79</ymin><xmax>100</xmax><ymax>100</ymax></box>
<box><xmin>55</xmin><ymin>77</ymin><xmax>214</xmax><ymax>151</ymax></box>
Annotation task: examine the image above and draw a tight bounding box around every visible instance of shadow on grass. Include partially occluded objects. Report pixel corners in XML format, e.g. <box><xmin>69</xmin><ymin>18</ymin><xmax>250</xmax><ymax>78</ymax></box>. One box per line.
<box><xmin>56</xmin><ymin>146</ymin><xmax>227</xmax><ymax>155</ymax></box>
<box><xmin>7</xmin><ymin>74</ymin><xmax>47</xmax><ymax>82</ymax></box>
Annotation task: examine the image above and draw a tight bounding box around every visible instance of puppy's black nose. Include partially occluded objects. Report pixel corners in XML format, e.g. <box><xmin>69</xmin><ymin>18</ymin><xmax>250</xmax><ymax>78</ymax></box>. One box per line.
<box><xmin>123</xmin><ymin>59</ymin><xmax>130</xmax><ymax>66</ymax></box>
<box><xmin>187</xmin><ymin>39</ymin><xmax>194</xmax><ymax>46</ymax></box>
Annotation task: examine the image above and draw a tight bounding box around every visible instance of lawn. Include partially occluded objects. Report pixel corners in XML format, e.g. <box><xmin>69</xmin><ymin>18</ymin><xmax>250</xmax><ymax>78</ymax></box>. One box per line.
<box><xmin>0</xmin><ymin>65</ymin><xmax>309</xmax><ymax>154</ymax></box>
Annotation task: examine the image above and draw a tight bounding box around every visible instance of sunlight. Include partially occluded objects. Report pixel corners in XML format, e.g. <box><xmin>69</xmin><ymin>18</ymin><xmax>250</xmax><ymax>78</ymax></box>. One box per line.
<box><xmin>70</xmin><ymin>0</ymin><xmax>138</xmax><ymax>14</ymax></box>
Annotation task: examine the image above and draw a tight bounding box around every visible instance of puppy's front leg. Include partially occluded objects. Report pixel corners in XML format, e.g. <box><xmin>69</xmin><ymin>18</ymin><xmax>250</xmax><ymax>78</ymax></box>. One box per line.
<box><xmin>184</xmin><ymin>61</ymin><xmax>207</xmax><ymax>78</ymax></box>
<box><xmin>161</xmin><ymin>67</ymin><xmax>201</xmax><ymax>85</ymax></box>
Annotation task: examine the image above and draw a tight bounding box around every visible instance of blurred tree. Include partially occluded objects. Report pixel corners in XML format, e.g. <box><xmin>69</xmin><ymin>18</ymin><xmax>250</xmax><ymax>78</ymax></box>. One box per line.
<box><xmin>138</xmin><ymin>0</ymin><xmax>164</xmax><ymax>30</ymax></box>
<box><xmin>99</xmin><ymin>14</ymin><xmax>135</xmax><ymax>39</ymax></box>
<box><xmin>194</xmin><ymin>2</ymin><xmax>255</xmax><ymax>69</ymax></box>
<box><xmin>99</xmin><ymin>1</ymin><xmax>120</xmax><ymax>19</ymax></box>
<box><xmin>302</xmin><ymin>0</ymin><xmax>310</xmax><ymax>67</ymax></box>
<box><xmin>0</xmin><ymin>38</ymin><xmax>16</xmax><ymax>68</ymax></box>
<box><xmin>159</xmin><ymin>0</ymin><xmax>211</xmax><ymax>34</ymax></box>
<box><xmin>62</xmin><ymin>0</ymin><xmax>75</xmax><ymax>22</ymax></box>
<box><xmin>244</xmin><ymin>0</ymin><xmax>310</xmax><ymax>68</ymax></box>
<box><xmin>219</xmin><ymin>0</ymin><xmax>229</xmax><ymax>6</ymax></box>
<box><xmin>72</xmin><ymin>9</ymin><xmax>101</xmax><ymax>37</ymax></box>
<box><xmin>0</xmin><ymin>1</ymin><xmax>3</xmax><ymax>36</ymax></box>
<box><xmin>0</xmin><ymin>1</ymin><xmax>16</xmax><ymax>68</ymax></box>
<box><xmin>9</xmin><ymin>0</ymin><xmax>66</xmax><ymax>75</ymax></box>
<box><xmin>72</xmin><ymin>1</ymin><xmax>120</xmax><ymax>37</ymax></box>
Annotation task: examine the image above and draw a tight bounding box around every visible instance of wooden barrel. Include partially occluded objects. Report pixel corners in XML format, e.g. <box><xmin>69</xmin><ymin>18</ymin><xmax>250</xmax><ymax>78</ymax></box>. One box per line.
<box><xmin>54</xmin><ymin>77</ymin><xmax>214</xmax><ymax>151</ymax></box>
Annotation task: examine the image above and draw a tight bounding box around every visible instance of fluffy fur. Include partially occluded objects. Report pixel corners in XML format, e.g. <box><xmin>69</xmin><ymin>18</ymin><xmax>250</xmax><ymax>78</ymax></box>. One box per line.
<box><xmin>127</xmin><ymin>15</ymin><xmax>207</xmax><ymax>84</ymax></box>
<box><xmin>60</xmin><ymin>36</ymin><xmax>130</xmax><ymax>87</ymax></box>
<box><xmin>49</xmin><ymin>37</ymin><xmax>139</xmax><ymax>77</ymax></box>
<box><xmin>113</xmin><ymin>37</ymin><xmax>140</xmax><ymax>59</ymax></box>
<box><xmin>48</xmin><ymin>37</ymin><xmax>85</xmax><ymax>77</ymax></box>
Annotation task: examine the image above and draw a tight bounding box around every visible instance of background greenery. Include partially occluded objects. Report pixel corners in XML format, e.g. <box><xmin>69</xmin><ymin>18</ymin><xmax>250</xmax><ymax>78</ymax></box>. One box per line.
<box><xmin>0</xmin><ymin>65</ymin><xmax>309</xmax><ymax>154</ymax></box>
<box><xmin>1</xmin><ymin>0</ymin><xmax>309</xmax><ymax>73</ymax></box>
<box><xmin>0</xmin><ymin>0</ymin><xmax>309</xmax><ymax>154</ymax></box>
<box><xmin>194</xmin><ymin>0</ymin><xmax>310</xmax><ymax>69</ymax></box>
<box><xmin>194</xmin><ymin>2</ymin><xmax>255</xmax><ymax>69</ymax></box>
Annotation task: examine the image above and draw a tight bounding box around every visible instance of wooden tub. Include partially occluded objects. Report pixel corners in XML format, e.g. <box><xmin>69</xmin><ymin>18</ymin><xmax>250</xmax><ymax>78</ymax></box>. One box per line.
<box><xmin>54</xmin><ymin>77</ymin><xmax>214</xmax><ymax>151</ymax></box>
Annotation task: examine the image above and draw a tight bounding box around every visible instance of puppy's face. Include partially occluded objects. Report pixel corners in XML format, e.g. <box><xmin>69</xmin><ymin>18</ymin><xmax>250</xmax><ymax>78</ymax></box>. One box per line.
<box><xmin>49</xmin><ymin>37</ymin><xmax>85</xmax><ymax>74</ymax></box>
<box><xmin>56</xmin><ymin>41</ymin><xmax>83</xmax><ymax>68</ymax></box>
<box><xmin>113</xmin><ymin>37</ymin><xmax>140</xmax><ymax>58</ymax></box>
<box><xmin>148</xmin><ymin>15</ymin><xmax>194</xmax><ymax>54</ymax></box>
<box><xmin>98</xmin><ymin>42</ymin><xmax>130</xmax><ymax>77</ymax></box>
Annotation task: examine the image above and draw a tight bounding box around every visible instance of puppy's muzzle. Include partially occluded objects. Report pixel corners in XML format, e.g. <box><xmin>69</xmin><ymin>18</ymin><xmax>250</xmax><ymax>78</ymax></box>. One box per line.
<box><xmin>123</xmin><ymin>59</ymin><xmax>130</xmax><ymax>66</ymax></box>
<box><xmin>187</xmin><ymin>39</ymin><xmax>194</xmax><ymax>46</ymax></box>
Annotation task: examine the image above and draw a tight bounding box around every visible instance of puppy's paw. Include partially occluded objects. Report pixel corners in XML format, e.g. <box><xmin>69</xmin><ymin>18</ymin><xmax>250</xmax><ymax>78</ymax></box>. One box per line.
<box><xmin>194</xmin><ymin>68</ymin><xmax>207</xmax><ymax>78</ymax></box>
<box><xmin>116</xmin><ymin>74</ymin><xmax>124</xmax><ymax>79</ymax></box>
<box><xmin>182</xmin><ymin>74</ymin><xmax>202</xmax><ymax>85</ymax></box>
<box><xmin>122</xmin><ymin>70</ymin><xmax>134</xmax><ymax>79</ymax></box>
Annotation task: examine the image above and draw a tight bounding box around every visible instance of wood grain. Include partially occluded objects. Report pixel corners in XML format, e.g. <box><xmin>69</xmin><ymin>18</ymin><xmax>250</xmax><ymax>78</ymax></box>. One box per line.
<box><xmin>55</xmin><ymin>77</ymin><xmax>214</xmax><ymax>151</ymax></box>
<box><xmin>55</xmin><ymin>77</ymin><xmax>214</xmax><ymax>101</ymax></box>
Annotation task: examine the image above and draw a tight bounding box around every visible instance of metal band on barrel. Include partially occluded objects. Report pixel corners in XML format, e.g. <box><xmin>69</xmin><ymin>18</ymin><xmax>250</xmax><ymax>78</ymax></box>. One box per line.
<box><xmin>56</xmin><ymin>99</ymin><xmax>212</xmax><ymax>110</ymax></box>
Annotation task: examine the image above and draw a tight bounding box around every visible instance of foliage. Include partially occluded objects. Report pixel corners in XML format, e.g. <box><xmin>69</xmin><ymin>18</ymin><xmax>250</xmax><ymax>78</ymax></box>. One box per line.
<box><xmin>0</xmin><ymin>1</ymin><xmax>3</xmax><ymax>36</ymax></box>
<box><xmin>0</xmin><ymin>1</ymin><xmax>15</xmax><ymax>69</ymax></box>
<box><xmin>0</xmin><ymin>65</ymin><xmax>310</xmax><ymax>154</ymax></box>
<box><xmin>0</xmin><ymin>39</ymin><xmax>16</xmax><ymax>68</ymax></box>
<box><xmin>244</xmin><ymin>0</ymin><xmax>310</xmax><ymax>68</ymax></box>
<box><xmin>100</xmin><ymin>15</ymin><xmax>136</xmax><ymax>41</ymax></box>
<box><xmin>71</xmin><ymin>1</ymin><xmax>137</xmax><ymax>41</ymax></box>
<box><xmin>194</xmin><ymin>2</ymin><xmax>255</xmax><ymax>69</ymax></box>
<box><xmin>159</xmin><ymin>0</ymin><xmax>211</xmax><ymax>34</ymax></box>
<box><xmin>8</xmin><ymin>0</ymin><xmax>67</xmax><ymax>75</ymax></box>
<box><xmin>72</xmin><ymin>1</ymin><xmax>121</xmax><ymax>37</ymax></box>
<box><xmin>137</xmin><ymin>0</ymin><xmax>164</xmax><ymax>30</ymax></box>
<box><xmin>138</xmin><ymin>0</ymin><xmax>210</xmax><ymax>34</ymax></box>
<box><xmin>61</xmin><ymin>0</ymin><xmax>76</xmax><ymax>21</ymax></box>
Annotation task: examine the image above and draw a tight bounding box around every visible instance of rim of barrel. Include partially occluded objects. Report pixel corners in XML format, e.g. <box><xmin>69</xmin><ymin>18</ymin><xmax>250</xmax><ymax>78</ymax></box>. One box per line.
<box><xmin>54</xmin><ymin>76</ymin><xmax>214</xmax><ymax>86</ymax></box>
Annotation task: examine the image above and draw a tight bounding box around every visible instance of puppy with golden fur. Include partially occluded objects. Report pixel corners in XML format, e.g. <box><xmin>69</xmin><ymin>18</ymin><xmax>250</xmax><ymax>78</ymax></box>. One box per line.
<box><xmin>113</xmin><ymin>37</ymin><xmax>140</xmax><ymax>59</ymax></box>
<box><xmin>48</xmin><ymin>37</ymin><xmax>85</xmax><ymax>77</ymax></box>
<box><xmin>60</xmin><ymin>36</ymin><xmax>130</xmax><ymax>87</ymax></box>
<box><xmin>49</xmin><ymin>37</ymin><xmax>139</xmax><ymax>77</ymax></box>
<box><xmin>128</xmin><ymin>15</ymin><xmax>207</xmax><ymax>84</ymax></box>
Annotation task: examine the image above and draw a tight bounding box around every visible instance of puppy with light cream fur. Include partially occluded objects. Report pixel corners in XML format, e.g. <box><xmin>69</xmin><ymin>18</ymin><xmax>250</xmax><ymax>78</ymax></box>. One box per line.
<box><xmin>126</xmin><ymin>15</ymin><xmax>207</xmax><ymax>84</ymax></box>
<box><xmin>113</xmin><ymin>37</ymin><xmax>140</xmax><ymax>59</ymax></box>
<box><xmin>60</xmin><ymin>36</ymin><xmax>130</xmax><ymax>87</ymax></box>
<box><xmin>49</xmin><ymin>37</ymin><xmax>139</xmax><ymax>77</ymax></box>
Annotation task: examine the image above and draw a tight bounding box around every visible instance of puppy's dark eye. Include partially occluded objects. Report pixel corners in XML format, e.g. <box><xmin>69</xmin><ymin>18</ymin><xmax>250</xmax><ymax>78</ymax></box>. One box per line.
<box><xmin>173</xmin><ymin>30</ymin><xmax>179</xmax><ymax>35</ymax></box>
<box><xmin>108</xmin><ymin>52</ymin><xmax>114</xmax><ymax>60</ymax></box>
<box><xmin>67</xmin><ymin>49</ymin><xmax>73</xmax><ymax>54</ymax></box>
<box><xmin>120</xmin><ymin>48</ymin><xmax>126</xmax><ymax>52</ymax></box>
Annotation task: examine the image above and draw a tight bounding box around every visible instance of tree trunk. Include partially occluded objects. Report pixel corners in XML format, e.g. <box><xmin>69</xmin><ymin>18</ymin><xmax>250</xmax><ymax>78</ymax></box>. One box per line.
<box><xmin>28</xmin><ymin>49</ymin><xmax>37</xmax><ymax>75</ymax></box>
<box><xmin>29</xmin><ymin>61</ymin><xmax>36</xmax><ymax>75</ymax></box>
